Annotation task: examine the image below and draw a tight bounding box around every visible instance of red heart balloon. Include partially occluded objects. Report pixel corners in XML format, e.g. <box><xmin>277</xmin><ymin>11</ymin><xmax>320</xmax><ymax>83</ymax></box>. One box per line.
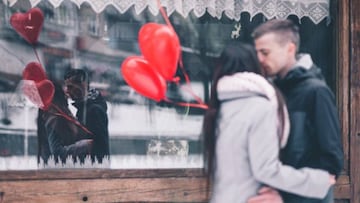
<box><xmin>121</xmin><ymin>56</ymin><xmax>167</xmax><ymax>102</ymax></box>
<box><xmin>138</xmin><ymin>23</ymin><xmax>162</xmax><ymax>46</ymax></box>
<box><xmin>139</xmin><ymin>23</ymin><xmax>180</xmax><ymax>81</ymax></box>
<box><xmin>22</xmin><ymin>79</ymin><xmax>54</xmax><ymax>110</ymax></box>
<box><xmin>22</xmin><ymin>62</ymin><xmax>47</xmax><ymax>82</ymax></box>
<box><xmin>36</xmin><ymin>79</ymin><xmax>55</xmax><ymax>110</ymax></box>
<box><xmin>10</xmin><ymin>8</ymin><xmax>44</xmax><ymax>45</ymax></box>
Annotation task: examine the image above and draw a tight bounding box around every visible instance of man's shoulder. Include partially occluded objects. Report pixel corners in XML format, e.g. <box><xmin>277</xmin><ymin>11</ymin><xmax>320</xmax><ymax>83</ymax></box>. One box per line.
<box><xmin>297</xmin><ymin>72</ymin><xmax>329</xmax><ymax>92</ymax></box>
<box><xmin>302</xmin><ymin>77</ymin><xmax>327</xmax><ymax>89</ymax></box>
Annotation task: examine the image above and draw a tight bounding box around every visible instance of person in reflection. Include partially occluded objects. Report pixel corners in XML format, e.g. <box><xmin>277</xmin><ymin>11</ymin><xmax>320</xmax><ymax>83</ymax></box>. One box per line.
<box><xmin>37</xmin><ymin>81</ymin><xmax>93</xmax><ymax>165</ymax></box>
<box><xmin>202</xmin><ymin>42</ymin><xmax>335</xmax><ymax>203</ymax></box>
<box><xmin>64</xmin><ymin>69</ymin><xmax>110</xmax><ymax>163</ymax></box>
<box><xmin>249</xmin><ymin>19</ymin><xmax>343</xmax><ymax>203</ymax></box>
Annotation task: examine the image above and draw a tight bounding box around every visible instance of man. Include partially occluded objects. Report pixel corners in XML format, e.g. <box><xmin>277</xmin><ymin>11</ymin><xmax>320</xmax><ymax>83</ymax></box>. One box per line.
<box><xmin>64</xmin><ymin>69</ymin><xmax>110</xmax><ymax>164</ymax></box>
<box><xmin>249</xmin><ymin>19</ymin><xmax>343</xmax><ymax>203</ymax></box>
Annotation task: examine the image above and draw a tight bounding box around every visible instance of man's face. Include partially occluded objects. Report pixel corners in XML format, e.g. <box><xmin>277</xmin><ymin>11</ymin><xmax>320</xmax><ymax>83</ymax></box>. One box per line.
<box><xmin>254</xmin><ymin>32</ymin><xmax>293</xmax><ymax>77</ymax></box>
<box><xmin>64</xmin><ymin>78</ymin><xmax>87</xmax><ymax>101</ymax></box>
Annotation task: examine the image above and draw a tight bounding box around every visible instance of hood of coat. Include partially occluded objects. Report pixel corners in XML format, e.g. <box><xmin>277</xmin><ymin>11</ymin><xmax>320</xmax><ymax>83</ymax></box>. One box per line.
<box><xmin>217</xmin><ymin>72</ymin><xmax>289</xmax><ymax>148</ymax></box>
<box><xmin>217</xmin><ymin>72</ymin><xmax>277</xmax><ymax>105</ymax></box>
<box><xmin>275</xmin><ymin>54</ymin><xmax>324</xmax><ymax>88</ymax></box>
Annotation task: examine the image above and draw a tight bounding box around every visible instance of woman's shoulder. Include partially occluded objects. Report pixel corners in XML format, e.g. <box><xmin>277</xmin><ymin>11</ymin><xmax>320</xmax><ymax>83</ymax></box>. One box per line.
<box><xmin>220</xmin><ymin>96</ymin><xmax>275</xmax><ymax>122</ymax></box>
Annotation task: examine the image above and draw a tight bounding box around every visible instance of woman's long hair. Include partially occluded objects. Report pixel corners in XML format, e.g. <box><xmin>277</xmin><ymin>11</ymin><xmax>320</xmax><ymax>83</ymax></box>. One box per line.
<box><xmin>37</xmin><ymin>80</ymin><xmax>69</xmax><ymax>164</ymax></box>
<box><xmin>202</xmin><ymin>42</ymin><xmax>287</xmax><ymax>183</ymax></box>
<box><xmin>203</xmin><ymin>43</ymin><xmax>262</xmax><ymax>175</ymax></box>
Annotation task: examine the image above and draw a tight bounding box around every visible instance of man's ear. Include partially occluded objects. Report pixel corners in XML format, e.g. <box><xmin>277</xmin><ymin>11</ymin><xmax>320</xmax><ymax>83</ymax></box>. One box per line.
<box><xmin>287</xmin><ymin>42</ymin><xmax>297</xmax><ymax>55</ymax></box>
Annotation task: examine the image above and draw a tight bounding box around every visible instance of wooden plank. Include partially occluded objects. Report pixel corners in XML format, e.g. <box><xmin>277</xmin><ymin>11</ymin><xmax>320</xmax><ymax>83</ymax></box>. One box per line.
<box><xmin>0</xmin><ymin>168</ymin><xmax>204</xmax><ymax>181</ymax></box>
<box><xmin>335</xmin><ymin>200</ymin><xmax>349</xmax><ymax>203</ymax></box>
<box><xmin>335</xmin><ymin>0</ymin><xmax>350</xmax><ymax>174</ymax></box>
<box><xmin>350</xmin><ymin>0</ymin><xmax>360</xmax><ymax>202</ymax></box>
<box><xmin>335</xmin><ymin>175</ymin><xmax>351</xmax><ymax>199</ymax></box>
<box><xmin>335</xmin><ymin>184</ymin><xmax>351</xmax><ymax>200</ymax></box>
<box><xmin>0</xmin><ymin>174</ymin><xmax>351</xmax><ymax>202</ymax></box>
<box><xmin>337</xmin><ymin>175</ymin><xmax>350</xmax><ymax>185</ymax></box>
<box><xmin>0</xmin><ymin>177</ymin><xmax>209</xmax><ymax>203</ymax></box>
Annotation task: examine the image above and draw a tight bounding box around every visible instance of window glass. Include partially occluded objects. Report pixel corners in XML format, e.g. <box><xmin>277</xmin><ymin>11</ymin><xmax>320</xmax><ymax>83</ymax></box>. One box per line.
<box><xmin>0</xmin><ymin>0</ymin><xmax>334</xmax><ymax>170</ymax></box>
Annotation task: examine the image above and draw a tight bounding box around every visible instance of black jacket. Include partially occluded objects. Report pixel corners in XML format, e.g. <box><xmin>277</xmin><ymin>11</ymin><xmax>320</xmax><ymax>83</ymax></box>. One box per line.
<box><xmin>38</xmin><ymin>109</ymin><xmax>93</xmax><ymax>165</ymax></box>
<box><xmin>73</xmin><ymin>89</ymin><xmax>110</xmax><ymax>163</ymax></box>
<box><xmin>275</xmin><ymin>63</ymin><xmax>343</xmax><ymax>202</ymax></box>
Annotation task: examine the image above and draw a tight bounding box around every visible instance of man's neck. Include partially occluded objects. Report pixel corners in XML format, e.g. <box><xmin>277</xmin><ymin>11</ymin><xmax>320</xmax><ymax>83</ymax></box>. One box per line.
<box><xmin>278</xmin><ymin>56</ymin><xmax>297</xmax><ymax>79</ymax></box>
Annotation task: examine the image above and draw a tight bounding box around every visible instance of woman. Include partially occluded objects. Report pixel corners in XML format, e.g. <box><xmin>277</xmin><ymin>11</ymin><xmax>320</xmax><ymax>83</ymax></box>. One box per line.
<box><xmin>37</xmin><ymin>81</ymin><xmax>93</xmax><ymax>165</ymax></box>
<box><xmin>202</xmin><ymin>42</ymin><xmax>335</xmax><ymax>202</ymax></box>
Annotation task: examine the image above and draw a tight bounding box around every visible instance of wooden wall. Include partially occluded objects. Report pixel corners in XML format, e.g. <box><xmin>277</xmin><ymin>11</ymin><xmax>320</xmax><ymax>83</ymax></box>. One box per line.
<box><xmin>335</xmin><ymin>0</ymin><xmax>351</xmax><ymax>201</ymax></box>
<box><xmin>349</xmin><ymin>0</ymin><xmax>360</xmax><ymax>202</ymax></box>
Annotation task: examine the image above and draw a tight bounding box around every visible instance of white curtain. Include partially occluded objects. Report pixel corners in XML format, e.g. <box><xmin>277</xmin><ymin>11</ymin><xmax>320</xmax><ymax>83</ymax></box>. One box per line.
<box><xmin>5</xmin><ymin>0</ymin><xmax>330</xmax><ymax>24</ymax></box>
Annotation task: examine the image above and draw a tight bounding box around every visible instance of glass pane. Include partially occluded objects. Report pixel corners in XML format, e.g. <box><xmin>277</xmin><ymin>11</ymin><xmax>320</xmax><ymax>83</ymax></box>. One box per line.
<box><xmin>0</xmin><ymin>0</ymin><xmax>334</xmax><ymax>170</ymax></box>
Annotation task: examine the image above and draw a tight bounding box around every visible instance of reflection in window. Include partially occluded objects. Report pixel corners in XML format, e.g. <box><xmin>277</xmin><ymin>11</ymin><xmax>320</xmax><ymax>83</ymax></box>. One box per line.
<box><xmin>0</xmin><ymin>0</ymin><xmax>334</xmax><ymax>170</ymax></box>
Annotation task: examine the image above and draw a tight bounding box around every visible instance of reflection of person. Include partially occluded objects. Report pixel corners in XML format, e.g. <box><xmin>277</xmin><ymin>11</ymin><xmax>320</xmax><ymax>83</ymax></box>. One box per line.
<box><xmin>37</xmin><ymin>81</ymin><xmax>93</xmax><ymax>165</ymax></box>
<box><xmin>250</xmin><ymin>19</ymin><xmax>343</xmax><ymax>203</ymax></box>
<box><xmin>202</xmin><ymin>42</ymin><xmax>335</xmax><ymax>203</ymax></box>
<box><xmin>64</xmin><ymin>69</ymin><xmax>110</xmax><ymax>163</ymax></box>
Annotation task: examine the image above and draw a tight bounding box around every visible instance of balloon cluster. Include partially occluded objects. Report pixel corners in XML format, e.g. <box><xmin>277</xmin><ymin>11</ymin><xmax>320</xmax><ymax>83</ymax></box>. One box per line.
<box><xmin>121</xmin><ymin>23</ymin><xmax>180</xmax><ymax>102</ymax></box>
<box><xmin>9</xmin><ymin>8</ymin><xmax>54</xmax><ymax>109</ymax></box>
<box><xmin>121</xmin><ymin>0</ymin><xmax>207</xmax><ymax>109</ymax></box>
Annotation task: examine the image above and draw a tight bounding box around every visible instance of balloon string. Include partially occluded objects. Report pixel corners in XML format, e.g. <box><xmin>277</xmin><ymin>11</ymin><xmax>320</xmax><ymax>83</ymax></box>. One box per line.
<box><xmin>156</xmin><ymin>0</ymin><xmax>173</xmax><ymax>31</ymax></box>
<box><xmin>156</xmin><ymin>0</ymin><xmax>207</xmax><ymax>108</ymax></box>
<box><xmin>155</xmin><ymin>0</ymin><xmax>191</xmax><ymax>84</ymax></box>
<box><xmin>164</xmin><ymin>98</ymin><xmax>208</xmax><ymax>110</ymax></box>
<box><xmin>32</xmin><ymin>47</ymin><xmax>42</xmax><ymax>65</ymax></box>
<box><xmin>171</xmin><ymin>72</ymin><xmax>207</xmax><ymax>107</ymax></box>
<box><xmin>179</xmin><ymin>85</ymin><xmax>207</xmax><ymax>106</ymax></box>
<box><xmin>178</xmin><ymin>55</ymin><xmax>191</xmax><ymax>84</ymax></box>
<box><xmin>50</xmin><ymin>103</ymin><xmax>94</xmax><ymax>136</ymax></box>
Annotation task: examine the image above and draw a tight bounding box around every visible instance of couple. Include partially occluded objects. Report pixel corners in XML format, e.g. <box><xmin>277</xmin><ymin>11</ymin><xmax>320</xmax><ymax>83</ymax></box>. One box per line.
<box><xmin>204</xmin><ymin>19</ymin><xmax>343</xmax><ymax>203</ymax></box>
<box><xmin>37</xmin><ymin>69</ymin><xmax>110</xmax><ymax>165</ymax></box>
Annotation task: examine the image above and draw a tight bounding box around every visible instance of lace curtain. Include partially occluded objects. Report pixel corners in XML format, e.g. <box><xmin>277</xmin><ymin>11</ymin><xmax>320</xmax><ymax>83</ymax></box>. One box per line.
<box><xmin>5</xmin><ymin>0</ymin><xmax>330</xmax><ymax>24</ymax></box>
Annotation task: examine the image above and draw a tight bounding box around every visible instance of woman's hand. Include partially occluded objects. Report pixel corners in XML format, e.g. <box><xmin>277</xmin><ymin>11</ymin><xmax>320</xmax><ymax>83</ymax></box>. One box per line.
<box><xmin>247</xmin><ymin>186</ymin><xmax>283</xmax><ymax>203</ymax></box>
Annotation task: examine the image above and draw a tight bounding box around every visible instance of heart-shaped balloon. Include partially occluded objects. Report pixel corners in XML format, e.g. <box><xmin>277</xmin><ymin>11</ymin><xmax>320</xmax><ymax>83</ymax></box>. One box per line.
<box><xmin>36</xmin><ymin>79</ymin><xmax>55</xmax><ymax>110</ymax></box>
<box><xmin>121</xmin><ymin>56</ymin><xmax>167</xmax><ymax>102</ymax></box>
<box><xmin>22</xmin><ymin>62</ymin><xmax>47</xmax><ymax>82</ymax></box>
<box><xmin>22</xmin><ymin>79</ymin><xmax>54</xmax><ymax>110</ymax></box>
<box><xmin>10</xmin><ymin>7</ymin><xmax>44</xmax><ymax>45</ymax></box>
<box><xmin>139</xmin><ymin>23</ymin><xmax>180</xmax><ymax>81</ymax></box>
<box><xmin>138</xmin><ymin>23</ymin><xmax>162</xmax><ymax>46</ymax></box>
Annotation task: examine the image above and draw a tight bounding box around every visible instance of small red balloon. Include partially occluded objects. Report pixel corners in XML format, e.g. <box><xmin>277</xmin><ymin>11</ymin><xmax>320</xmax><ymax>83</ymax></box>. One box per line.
<box><xmin>121</xmin><ymin>56</ymin><xmax>167</xmax><ymax>102</ymax></box>
<box><xmin>36</xmin><ymin>79</ymin><xmax>55</xmax><ymax>110</ymax></box>
<box><xmin>139</xmin><ymin>23</ymin><xmax>180</xmax><ymax>81</ymax></box>
<box><xmin>22</xmin><ymin>62</ymin><xmax>47</xmax><ymax>82</ymax></box>
<box><xmin>10</xmin><ymin>7</ymin><xmax>44</xmax><ymax>45</ymax></box>
<box><xmin>22</xmin><ymin>79</ymin><xmax>54</xmax><ymax>110</ymax></box>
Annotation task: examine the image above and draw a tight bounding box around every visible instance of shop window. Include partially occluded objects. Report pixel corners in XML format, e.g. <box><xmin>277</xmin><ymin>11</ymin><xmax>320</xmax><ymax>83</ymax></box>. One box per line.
<box><xmin>0</xmin><ymin>0</ymin><xmax>334</xmax><ymax>170</ymax></box>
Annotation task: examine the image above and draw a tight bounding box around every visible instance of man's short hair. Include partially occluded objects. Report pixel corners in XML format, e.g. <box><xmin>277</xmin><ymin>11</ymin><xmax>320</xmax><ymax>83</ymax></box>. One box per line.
<box><xmin>64</xmin><ymin>69</ymin><xmax>88</xmax><ymax>85</ymax></box>
<box><xmin>252</xmin><ymin>19</ymin><xmax>300</xmax><ymax>51</ymax></box>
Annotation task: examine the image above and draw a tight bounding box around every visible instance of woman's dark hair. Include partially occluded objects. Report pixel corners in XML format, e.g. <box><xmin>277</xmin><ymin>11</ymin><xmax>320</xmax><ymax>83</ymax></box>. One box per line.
<box><xmin>51</xmin><ymin>81</ymin><xmax>68</xmax><ymax>107</ymax></box>
<box><xmin>37</xmin><ymin>80</ymin><xmax>68</xmax><ymax>164</ymax></box>
<box><xmin>202</xmin><ymin>42</ymin><xmax>263</xmax><ymax>176</ymax></box>
<box><xmin>202</xmin><ymin>42</ymin><xmax>286</xmax><ymax>183</ymax></box>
